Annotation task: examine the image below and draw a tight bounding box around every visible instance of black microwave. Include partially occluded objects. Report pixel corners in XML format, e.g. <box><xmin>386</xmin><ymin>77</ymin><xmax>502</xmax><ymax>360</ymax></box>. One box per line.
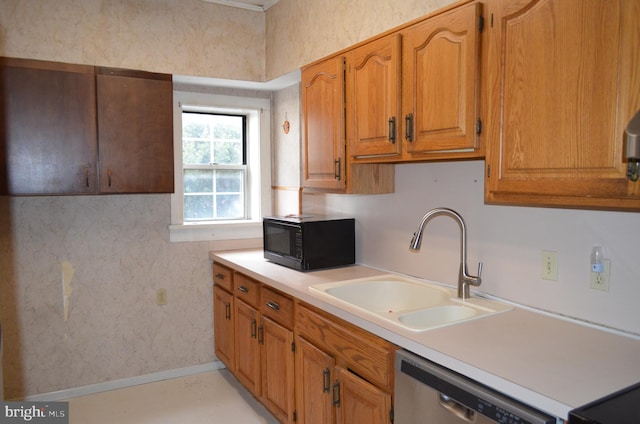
<box><xmin>263</xmin><ymin>215</ymin><xmax>355</xmax><ymax>271</ymax></box>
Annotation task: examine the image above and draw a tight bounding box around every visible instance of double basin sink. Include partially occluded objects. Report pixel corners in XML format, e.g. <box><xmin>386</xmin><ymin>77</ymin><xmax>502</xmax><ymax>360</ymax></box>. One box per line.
<box><xmin>309</xmin><ymin>274</ymin><xmax>512</xmax><ymax>332</ymax></box>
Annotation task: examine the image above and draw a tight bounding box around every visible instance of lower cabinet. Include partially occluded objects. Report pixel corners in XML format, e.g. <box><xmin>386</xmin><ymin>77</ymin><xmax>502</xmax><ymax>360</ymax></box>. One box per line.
<box><xmin>295</xmin><ymin>336</ymin><xmax>335</xmax><ymax>424</ymax></box>
<box><xmin>213</xmin><ymin>284</ymin><xmax>235</xmax><ymax>371</ymax></box>
<box><xmin>212</xmin><ymin>264</ymin><xmax>395</xmax><ymax>424</ymax></box>
<box><xmin>295</xmin><ymin>304</ymin><xmax>394</xmax><ymax>424</ymax></box>
<box><xmin>261</xmin><ymin>315</ymin><xmax>295</xmax><ymax>423</ymax></box>
<box><xmin>234</xmin><ymin>299</ymin><xmax>261</xmax><ymax>395</ymax></box>
<box><xmin>334</xmin><ymin>366</ymin><xmax>392</xmax><ymax>424</ymax></box>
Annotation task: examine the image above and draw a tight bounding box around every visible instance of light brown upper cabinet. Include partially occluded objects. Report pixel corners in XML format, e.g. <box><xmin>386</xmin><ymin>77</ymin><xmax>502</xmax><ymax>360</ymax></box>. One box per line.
<box><xmin>302</xmin><ymin>56</ymin><xmax>394</xmax><ymax>193</ymax></box>
<box><xmin>347</xmin><ymin>34</ymin><xmax>402</xmax><ymax>158</ymax></box>
<box><xmin>302</xmin><ymin>56</ymin><xmax>347</xmax><ymax>191</ymax></box>
<box><xmin>0</xmin><ymin>58</ymin><xmax>174</xmax><ymax>195</ymax></box>
<box><xmin>402</xmin><ymin>2</ymin><xmax>482</xmax><ymax>157</ymax></box>
<box><xmin>0</xmin><ymin>58</ymin><xmax>98</xmax><ymax>195</ymax></box>
<box><xmin>346</xmin><ymin>2</ymin><xmax>483</xmax><ymax>163</ymax></box>
<box><xmin>484</xmin><ymin>0</ymin><xmax>640</xmax><ymax>210</ymax></box>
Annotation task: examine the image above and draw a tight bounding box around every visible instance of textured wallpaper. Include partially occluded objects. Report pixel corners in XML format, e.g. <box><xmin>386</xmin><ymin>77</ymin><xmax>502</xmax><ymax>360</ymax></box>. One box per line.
<box><xmin>0</xmin><ymin>196</ymin><xmax>214</xmax><ymax>398</ymax></box>
<box><xmin>0</xmin><ymin>0</ymin><xmax>266</xmax><ymax>81</ymax></box>
<box><xmin>265</xmin><ymin>0</ymin><xmax>455</xmax><ymax>80</ymax></box>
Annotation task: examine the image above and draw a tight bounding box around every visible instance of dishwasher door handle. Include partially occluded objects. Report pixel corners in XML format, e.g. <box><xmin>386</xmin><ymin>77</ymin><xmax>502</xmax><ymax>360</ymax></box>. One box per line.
<box><xmin>439</xmin><ymin>394</ymin><xmax>475</xmax><ymax>423</ymax></box>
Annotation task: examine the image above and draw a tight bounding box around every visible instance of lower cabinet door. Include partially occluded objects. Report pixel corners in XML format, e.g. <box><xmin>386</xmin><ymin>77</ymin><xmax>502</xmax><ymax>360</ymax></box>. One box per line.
<box><xmin>261</xmin><ymin>316</ymin><xmax>295</xmax><ymax>423</ymax></box>
<box><xmin>234</xmin><ymin>299</ymin><xmax>261</xmax><ymax>396</ymax></box>
<box><xmin>295</xmin><ymin>336</ymin><xmax>336</xmax><ymax>424</ymax></box>
<box><xmin>213</xmin><ymin>286</ymin><xmax>235</xmax><ymax>371</ymax></box>
<box><xmin>334</xmin><ymin>366</ymin><xmax>392</xmax><ymax>424</ymax></box>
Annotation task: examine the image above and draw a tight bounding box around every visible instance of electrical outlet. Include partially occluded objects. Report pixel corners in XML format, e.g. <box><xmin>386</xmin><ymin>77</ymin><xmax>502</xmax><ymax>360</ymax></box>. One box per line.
<box><xmin>590</xmin><ymin>259</ymin><xmax>610</xmax><ymax>292</ymax></box>
<box><xmin>541</xmin><ymin>250</ymin><xmax>558</xmax><ymax>281</ymax></box>
<box><xmin>157</xmin><ymin>288</ymin><xmax>168</xmax><ymax>305</ymax></box>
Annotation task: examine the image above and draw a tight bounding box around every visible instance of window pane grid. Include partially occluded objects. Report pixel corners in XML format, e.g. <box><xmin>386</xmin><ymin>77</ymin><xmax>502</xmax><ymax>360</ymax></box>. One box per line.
<box><xmin>182</xmin><ymin>112</ymin><xmax>247</xmax><ymax>221</ymax></box>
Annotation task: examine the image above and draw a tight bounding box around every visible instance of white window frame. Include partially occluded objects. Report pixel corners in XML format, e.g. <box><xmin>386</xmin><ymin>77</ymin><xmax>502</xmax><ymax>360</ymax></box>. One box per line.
<box><xmin>169</xmin><ymin>90</ymin><xmax>272</xmax><ymax>242</ymax></box>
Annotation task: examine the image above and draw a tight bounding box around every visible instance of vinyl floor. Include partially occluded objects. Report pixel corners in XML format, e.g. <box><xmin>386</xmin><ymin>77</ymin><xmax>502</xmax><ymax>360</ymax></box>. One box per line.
<box><xmin>66</xmin><ymin>369</ymin><xmax>279</xmax><ymax>424</ymax></box>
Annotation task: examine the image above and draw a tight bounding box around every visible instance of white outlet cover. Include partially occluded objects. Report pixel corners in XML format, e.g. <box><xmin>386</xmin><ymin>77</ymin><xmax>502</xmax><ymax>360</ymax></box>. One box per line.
<box><xmin>589</xmin><ymin>259</ymin><xmax>611</xmax><ymax>292</ymax></box>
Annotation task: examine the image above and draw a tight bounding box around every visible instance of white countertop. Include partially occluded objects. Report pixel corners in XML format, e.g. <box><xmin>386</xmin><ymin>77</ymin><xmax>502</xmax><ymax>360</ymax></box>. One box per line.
<box><xmin>210</xmin><ymin>249</ymin><xmax>640</xmax><ymax>420</ymax></box>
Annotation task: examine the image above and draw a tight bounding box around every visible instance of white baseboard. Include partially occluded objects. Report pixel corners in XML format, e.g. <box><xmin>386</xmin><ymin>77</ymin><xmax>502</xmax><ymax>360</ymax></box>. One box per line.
<box><xmin>21</xmin><ymin>361</ymin><xmax>225</xmax><ymax>402</ymax></box>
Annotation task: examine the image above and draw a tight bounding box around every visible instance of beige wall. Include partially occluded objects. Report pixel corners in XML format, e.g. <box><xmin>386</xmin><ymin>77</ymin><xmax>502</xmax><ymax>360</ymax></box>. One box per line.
<box><xmin>265</xmin><ymin>0</ymin><xmax>455</xmax><ymax>79</ymax></box>
<box><xmin>0</xmin><ymin>196</ymin><xmax>214</xmax><ymax>398</ymax></box>
<box><xmin>0</xmin><ymin>0</ymin><xmax>265</xmax><ymax>81</ymax></box>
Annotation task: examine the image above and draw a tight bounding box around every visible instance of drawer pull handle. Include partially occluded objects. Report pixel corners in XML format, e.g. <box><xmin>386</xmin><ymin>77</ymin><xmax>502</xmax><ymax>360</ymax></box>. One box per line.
<box><xmin>215</xmin><ymin>273</ymin><xmax>225</xmax><ymax>280</ymax></box>
<box><xmin>237</xmin><ymin>286</ymin><xmax>249</xmax><ymax>293</ymax></box>
<box><xmin>322</xmin><ymin>368</ymin><xmax>331</xmax><ymax>393</ymax></box>
<box><xmin>266</xmin><ymin>301</ymin><xmax>280</xmax><ymax>311</ymax></box>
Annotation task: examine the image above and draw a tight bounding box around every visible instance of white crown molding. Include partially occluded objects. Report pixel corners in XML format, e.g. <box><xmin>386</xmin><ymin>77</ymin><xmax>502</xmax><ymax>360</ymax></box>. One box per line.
<box><xmin>203</xmin><ymin>0</ymin><xmax>280</xmax><ymax>12</ymax></box>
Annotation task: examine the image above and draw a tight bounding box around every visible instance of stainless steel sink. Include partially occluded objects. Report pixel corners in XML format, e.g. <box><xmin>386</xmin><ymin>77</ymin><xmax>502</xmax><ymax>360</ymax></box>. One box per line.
<box><xmin>309</xmin><ymin>274</ymin><xmax>512</xmax><ymax>331</ymax></box>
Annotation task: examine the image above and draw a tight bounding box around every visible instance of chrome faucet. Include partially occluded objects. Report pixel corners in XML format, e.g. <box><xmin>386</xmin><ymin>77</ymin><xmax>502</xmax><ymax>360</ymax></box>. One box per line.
<box><xmin>410</xmin><ymin>207</ymin><xmax>482</xmax><ymax>299</ymax></box>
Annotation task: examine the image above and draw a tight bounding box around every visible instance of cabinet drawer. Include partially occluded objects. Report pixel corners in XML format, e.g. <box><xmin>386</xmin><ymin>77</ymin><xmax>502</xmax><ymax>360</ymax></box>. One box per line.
<box><xmin>212</xmin><ymin>263</ymin><xmax>233</xmax><ymax>292</ymax></box>
<box><xmin>261</xmin><ymin>286</ymin><xmax>294</xmax><ymax>329</ymax></box>
<box><xmin>234</xmin><ymin>273</ymin><xmax>260</xmax><ymax>308</ymax></box>
<box><xmin>295</xmin><ymin>303</ymin><xmax>395</xmax><ymax>391</ymax></box>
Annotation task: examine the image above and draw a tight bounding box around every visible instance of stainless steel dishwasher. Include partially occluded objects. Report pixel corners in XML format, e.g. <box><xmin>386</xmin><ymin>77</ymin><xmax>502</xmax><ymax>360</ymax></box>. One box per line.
<box><xmin>395</xmin><ymin>349</ymin><xmax>557</xmax><ymax>424</ymax></box>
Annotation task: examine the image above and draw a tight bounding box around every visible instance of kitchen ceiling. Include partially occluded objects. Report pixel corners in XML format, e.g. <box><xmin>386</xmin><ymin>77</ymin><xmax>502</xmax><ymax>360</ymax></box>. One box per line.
<box><xmin>203</xmin><ymin>0</ymin><xmax>280</xmax><ymax>12</ymax></box>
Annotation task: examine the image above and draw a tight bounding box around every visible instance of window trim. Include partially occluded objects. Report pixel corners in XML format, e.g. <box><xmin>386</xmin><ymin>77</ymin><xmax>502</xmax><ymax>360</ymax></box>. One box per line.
<box><xmin>169</xmin><ymin>90</ymin><xmax>272</xmax><ymax>242</ymax></box>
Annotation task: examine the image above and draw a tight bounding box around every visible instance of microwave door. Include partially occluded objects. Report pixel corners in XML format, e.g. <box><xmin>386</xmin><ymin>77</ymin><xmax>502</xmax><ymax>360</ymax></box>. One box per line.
<box><xmin>265</xmin><ymin>221</ymin><xmax>300</xmax><ymax>259</ymax></box>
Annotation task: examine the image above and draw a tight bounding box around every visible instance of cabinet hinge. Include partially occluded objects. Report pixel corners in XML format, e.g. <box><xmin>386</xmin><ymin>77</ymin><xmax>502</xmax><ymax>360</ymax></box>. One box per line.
<box><xmin>293</xmin><ymin>410</ymin><xmax>297</xmax><ymax>422</ymax></box>
<box><xmin>291</xmin><ymin>341</ymin><xmax>296</xmax><ymax>352</ymax></box>
<box><xmin>476</xmin><ymin>118</ymin><xmax>483</xmax><ymax>135</ymax></box>
<box><xmin>487</xmin><ymin>164</ymin><xmax>491</xmax><ymax>178</ymax></box>
<box><xmin>478</xmin><ymin>15</ymin><xmax>485</xmax><ymax>33</ymax></box>
<box><xmin>390</xmin><ymin>407</ymin><xmax>394</xmax><ymax>423</ymax></box>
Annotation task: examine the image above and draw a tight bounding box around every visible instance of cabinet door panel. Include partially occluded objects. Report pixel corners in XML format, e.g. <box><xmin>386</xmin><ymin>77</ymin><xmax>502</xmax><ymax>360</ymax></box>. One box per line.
<box><xmin>234</xmin><ymin>299</ymin><xmax>261</xmax><ymax>396</ymax></box>
<box><xmin>295</xmin><ymin>304</ymin><xmax>395</xmax><ymax>391</ymax></box>
<box><xmin>96</xmin><ymin>68</ymin><xmax>174</xmax><ymax>194</ymax></box>
<box><xmin>261</xmin><ymin>316</ymin><xmax>295</xmax><ymax>423</ymax></box>
<box><xmin>485</xmin><ymin>0</ymin><xmax>640</xmax><ymax>209</ymax></box>
<box><xmin>334</xmin><ymin>366</ymin><xmax>391</xmax><ymax>424</ymax></box>
<box><xmin>347</xmin><ymin>34</ymin><xmax>402</xmax><ymax>157</ymax></box>
<box><xmin>301</xmin><ymin>56</ymin><xmax>346</xmax><ymax>191</ymax></box>
<box><xmin>402</xmin><ymin>3</ymin><xmax>481</xmax><ymax>153</ymax></box>
<box><xmin>213</xmin><ymin>286</ymin><xmax>235</xmax><ymax>371</ymax></box>
<box><xmin>0</xmin><ymin>58</ymin><xmax>97</xmax><ymax>194</ymax></box>
<box><xmin>295</xmin><ymin>336</ymin><xmax>335</xmax><ymax>424</ymax></box>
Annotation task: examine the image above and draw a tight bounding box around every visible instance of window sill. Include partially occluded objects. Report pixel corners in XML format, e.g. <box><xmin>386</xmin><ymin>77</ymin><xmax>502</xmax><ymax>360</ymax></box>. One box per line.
<box><xmin>168</xmin><ymin>220</ymin><xmax>263</xmax><ymax>242</ymax></box>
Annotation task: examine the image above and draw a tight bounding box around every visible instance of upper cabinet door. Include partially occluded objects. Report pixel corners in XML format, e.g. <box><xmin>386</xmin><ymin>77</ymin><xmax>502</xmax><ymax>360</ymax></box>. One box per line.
<box><xmin>301</xmin><ymin>56</ymin><xmax>347</xmax><ymax>191</ymax></box>
<box><xmin>402</xmin><ymin>3</ymin><xmax>482</xmax><ymax>155</ymax></box>
<box><xmin>484</xmin><ymin>0</ymin><xmax>640</xmax><ymax>210</ymax></box>
<box><xmin>347</xmin><ymin>34</ymin><xmax>402</xmax><ymax>158</ymax></box>
<box><xmin>0</xmin><ymin>58</ymin><xmax>98</xmax><ymax>195</ymax></box>
<box><xmin>96</xmin><ymin>68</ymin><xmax>174</xmax><ymax>194</ymax></box>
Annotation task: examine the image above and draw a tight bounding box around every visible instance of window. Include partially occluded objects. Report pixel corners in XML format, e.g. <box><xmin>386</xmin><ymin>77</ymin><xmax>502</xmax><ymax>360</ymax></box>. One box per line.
<box><xmin>169</xmin><ymin>90</ymin><xmax>271</xmax><ymax>242</ymax></box>
<box><xmin>182</xmin><ymin>112</ymin><xmax>247</xmax><ymax>221</ymax></box>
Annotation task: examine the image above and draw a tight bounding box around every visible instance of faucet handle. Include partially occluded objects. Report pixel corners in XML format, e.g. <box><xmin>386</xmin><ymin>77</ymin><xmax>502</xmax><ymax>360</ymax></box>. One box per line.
<box><xmin>477</xmin><ymin>262</ymin><xmax>483</xmax><ymax>278</ymax></box>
